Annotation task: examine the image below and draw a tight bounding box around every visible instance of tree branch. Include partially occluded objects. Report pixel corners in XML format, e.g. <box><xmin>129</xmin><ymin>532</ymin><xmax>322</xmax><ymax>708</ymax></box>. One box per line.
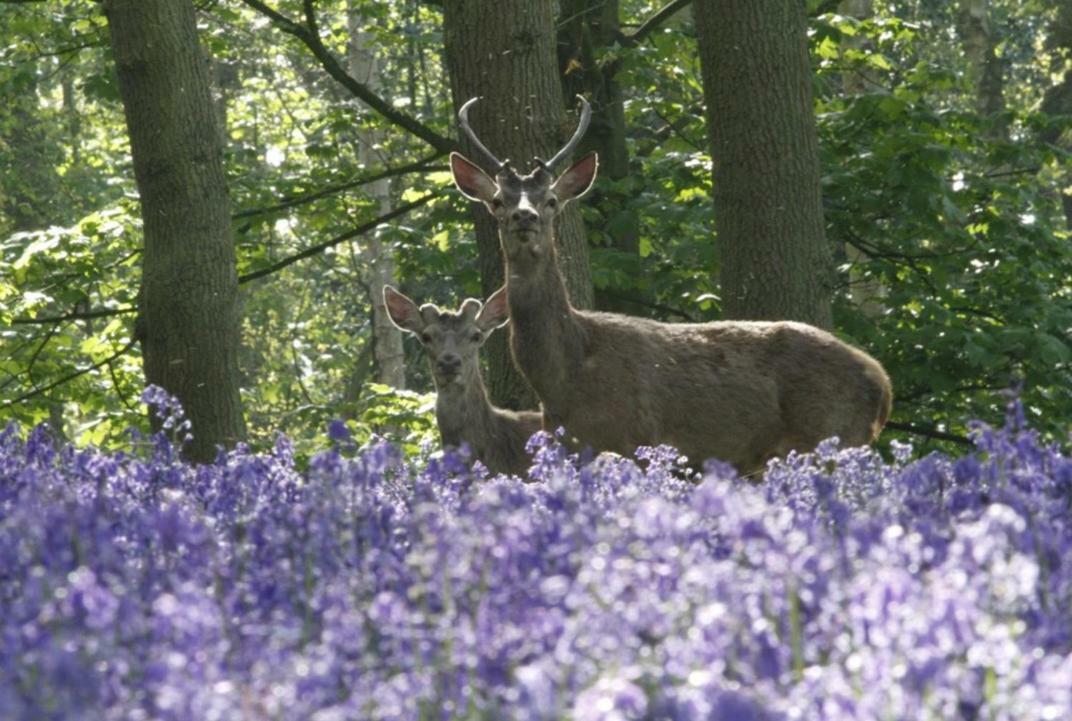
<box><xmin>238</xmin><ymin>192</ymin><xmax>436</xmax><ymax>284</ymax></box>
<box><xmin>232</xmin><ymin>152</ymin><xmax>445</xmax><ymax>219</ymax></box>
<box><xmin>885</xmin><ymin>420</ymin><xmax>972</xmax><ymax>446</ymax></box>
<box><xmin>2</xmin><ymin>339</ymin><xmax>137</xmax><ymax>409</ymax></box>
<box><xmin>12</xmin><ymin>306</ymin><xmax>138</xmax><ymax>326</ymax></box>
<box><xmin>239</xmin><ymin>0</ymin><xmax>454</xmax><ymax>153</ymax></box>
<box><xmin>621</xmin><ymin>0</ymin><xmax>691</xmax><ymax>47</ymax></box>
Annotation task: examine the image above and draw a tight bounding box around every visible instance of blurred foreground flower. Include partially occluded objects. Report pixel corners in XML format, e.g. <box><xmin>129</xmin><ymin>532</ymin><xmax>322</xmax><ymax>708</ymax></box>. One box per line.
<box><xmin>0</xmin><ymin>400</ymin><xmax>1070</xmax><ymax>720</ymax></box>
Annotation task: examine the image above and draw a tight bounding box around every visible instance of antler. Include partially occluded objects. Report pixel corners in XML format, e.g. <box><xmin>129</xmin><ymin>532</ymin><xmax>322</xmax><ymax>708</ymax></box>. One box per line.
<box><xmin>537</xmin><ymin>95</ymin><xmax>592</xmax><ymax>173</ymax></box>
<box><xmin>457</xmin><ymin>97</ymin><xmax>506</xmax><ymax>174</ymax></box>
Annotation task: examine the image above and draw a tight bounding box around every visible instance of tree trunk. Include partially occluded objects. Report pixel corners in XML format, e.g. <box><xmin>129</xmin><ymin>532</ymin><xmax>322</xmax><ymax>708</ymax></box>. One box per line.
<box><xmin>955</xmin><ymin>0</ymin><xmax>1007</xmax><ymax>137</ymax></box>
<box><xmin>104</xmin><ymin>0</ymin><xmax>247</xmax><ymax>461</ymax></box>
<box><xmin>443</xmin><ymin>0</ymin><xmax>595</xmax><ymax>409</ymax></box>
<box><xmin>695</xmin><ymin>0</ymin><xmax>833</xmax><ymax>329</ymax></box>
<box><xmin>2</xmin><ymin>61</ymin><xmax>67</xmax><ymax>442</ymax></box>
<box><xmin>348</xmin><ymin>3</ymin><xmax>406</xmax><ymax>390</ymax></box>
<box><xmin>558</xmin><ymin>0</ymin><xmax>637</xmax><ymax>312</ymax></box>
<box><xmin>837</xmin><ymin>0</ymin><xmax>885</xmax><ymax>317</ymax></box>
<box><xmin>1041</xmin><ymin>0</ymin><xmax>1072</xmax><ymax>231</ymax></box>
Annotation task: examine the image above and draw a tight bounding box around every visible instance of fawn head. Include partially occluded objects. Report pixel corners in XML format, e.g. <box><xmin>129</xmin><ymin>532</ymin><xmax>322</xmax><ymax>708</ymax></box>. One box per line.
<box><xmin>450</xmin><ymin>96</ymin><xmax>598</xmax><ymax>264</ymax></box>
<box><xmin>383</xmin><ymin>286</ymin><xmax>509</xmax><ymax>389</ymax></box>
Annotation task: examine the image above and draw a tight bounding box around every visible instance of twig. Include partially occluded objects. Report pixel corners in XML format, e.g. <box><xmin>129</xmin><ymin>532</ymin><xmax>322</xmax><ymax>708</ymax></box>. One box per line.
<box><xmin>598</xmin><ymin>289</ymin><xmax>697</xmax><ymax>321</ymax></box>
<box><xmin>621</xmin><ymin>0</ymin><xmax>691</xmax><ymax>47</ymax></box>
<box><xmin>12</xmin><ymin>306</ymin><xmax>137</xmax><ymax>326</ymax></box>
<box><xmin>232</xmin><ymin>153</ymin><xmax>445</xmax><ymax>219</ymax></box>
<box><xmin>25</xmin><ymin>320</ymin><xmax>64</xmax><ymax>386</ymax></box>
<box><xmin>650</xmin><ymin>106</ymin><xmax>704</xmax><ymax>152</ymax></box>
<box><xmin>238</xmin><ymin>192</ymin><xmax>435</xmax><ymax>284</ymax></box>
<box><xmin>3</xmin><ymin>339</ymin><xmax>137</xmax><ymax>408</ymax></box>
<box><xmin>885</xmin><ymin>420</ymin><xmax>972</xmax><ymax>446</ymax></box>
<box><xmin>239</xmin><ymin>0</ymin><xmax>453</xmax><ymax>153</ymax></box>
<box><xmin>107</xmin><ymin>356</ymin><xmax>139</xmax><ymax>412</ymax></box>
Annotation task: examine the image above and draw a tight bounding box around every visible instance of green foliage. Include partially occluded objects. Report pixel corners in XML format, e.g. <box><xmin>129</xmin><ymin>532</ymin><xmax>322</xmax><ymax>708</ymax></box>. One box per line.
<box><xmin>812</xmin><ymin>8</ymin><xmax>1072</xmax><ymax>447</ymax></box>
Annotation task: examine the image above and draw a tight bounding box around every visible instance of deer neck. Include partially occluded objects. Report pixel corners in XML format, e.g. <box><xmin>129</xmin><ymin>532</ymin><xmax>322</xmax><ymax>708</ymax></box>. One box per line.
<box><xmin>434</xmin><ymin>370</ymin><xmax>495</xmax><ymax>448</ymax></box>
<box><xmin>502</xmin><ymin>229</ymin><xmax>584</xmax><ymax>395</ymax></box>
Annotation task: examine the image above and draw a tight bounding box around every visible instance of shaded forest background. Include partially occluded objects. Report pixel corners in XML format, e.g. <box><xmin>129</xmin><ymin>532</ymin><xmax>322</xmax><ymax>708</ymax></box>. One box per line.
<box><xmin>1</xmin><ymin>0</ymin><xmax>1070</xmax><ymax>462</ymax></box>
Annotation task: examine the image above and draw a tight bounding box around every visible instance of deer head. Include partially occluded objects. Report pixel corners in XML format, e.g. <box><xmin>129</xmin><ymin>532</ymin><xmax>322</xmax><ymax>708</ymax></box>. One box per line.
<box><xmin>383</xmin><ymin>286</ymin><xmax>509</xmax><ymax>390</ymax></box>
<box><xmin>450</xmin><ymin>96</ymin><xmax>599</xmax><ymax>266</ymax></box>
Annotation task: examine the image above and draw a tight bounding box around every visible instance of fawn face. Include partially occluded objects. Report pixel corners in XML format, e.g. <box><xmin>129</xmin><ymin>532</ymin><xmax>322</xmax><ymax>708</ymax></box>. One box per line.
<box><xmin>383</xmin><ymin>286</ymin><xmax>509</xmax><ymax>389</ymax></box>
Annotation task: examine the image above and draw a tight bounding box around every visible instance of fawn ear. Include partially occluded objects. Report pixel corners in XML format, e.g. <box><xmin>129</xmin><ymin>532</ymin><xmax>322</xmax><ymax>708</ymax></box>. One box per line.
<box><xmin>551</xmin><ymin>152</ymin><xmax>598</xmax><ymax>203</ymax></box>
<box><xmin>383</xmin><ymin>286</ymin><xmax>424</xmax><ymax>334</ymax></box>
<box><xmin>476</xmin><ymin>286</ymin><xmax>509</xmax><ymax>332</ymax></box>
<box><xmin>451</xmin><ymin>152</ymin><xmax>498</xmax><ymax>203</ymax></box>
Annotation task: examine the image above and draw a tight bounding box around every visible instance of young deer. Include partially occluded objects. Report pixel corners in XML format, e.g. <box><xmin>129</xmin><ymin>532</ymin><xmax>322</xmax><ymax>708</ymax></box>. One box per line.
<box><xmin>449</xmin><ymin>97</ymin><xmax>892</xmax><ymax>476</ymax></box>
<box><xmin>383</xmin><ymin>285</ymin><xmax>541</xmax><ymax>477</ymax></box>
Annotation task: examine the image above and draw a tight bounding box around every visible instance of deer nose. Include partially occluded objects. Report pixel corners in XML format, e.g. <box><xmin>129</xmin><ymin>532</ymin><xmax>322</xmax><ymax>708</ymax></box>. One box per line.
<box><xmin>436</xmin><ymin>354</ymin><xmax>461</xmax><ymax>376</ymax></box>
<box><xmin>511</xmin><ymin>207</ymin><xmax>539</xmax><ymax>227</ymax></box>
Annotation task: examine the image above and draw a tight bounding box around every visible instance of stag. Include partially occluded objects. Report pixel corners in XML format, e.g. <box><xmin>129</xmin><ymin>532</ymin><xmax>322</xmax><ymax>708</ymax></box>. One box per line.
<box><xmin>448</xmin><ymin>97</ymin><xmax>892</xmax><ymax>476</ymax></box>
<box><xmin>384</xmin><ymin>286</ymin><xmax>541</xmax><ymax>477</ymax></box>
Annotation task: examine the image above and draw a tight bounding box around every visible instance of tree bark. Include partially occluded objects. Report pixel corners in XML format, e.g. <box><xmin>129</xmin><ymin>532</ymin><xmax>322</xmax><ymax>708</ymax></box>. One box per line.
<box><xmin>104</xmin><ymin>0</ymin><xmax>247</xmax><ymax>461</ymax></box>
<box><xmin>348</xmin><ymin>3</ymin><xmax>406</xmax><ymax>390</ymax></box>
<box><xmin>695</xmin><ymin>0</ymin><xmax>834</xmax><ymax>329</ymax></box>
<box><xmin>443</xmin><ymin>0</ymin><xmax>595</xmax><ymax>409</ymax></box>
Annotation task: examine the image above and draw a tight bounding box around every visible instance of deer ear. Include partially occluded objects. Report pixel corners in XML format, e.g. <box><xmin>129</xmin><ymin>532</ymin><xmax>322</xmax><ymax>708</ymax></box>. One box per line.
<box><xmin>383</xmin><ymin>285</ymin><xmax>424</xmax><ymax>334</ymax></box>
<box><xmin>551</xmin><ymin>152</ymin><xmax>598</xmax><ymax>202</ymax></box>
<box><xmin>476</xmin><ymin>286</ymin><xmax>509</xmax><ymax>332</ymax></box>
<box><xmin>451</xmin><ymin>152</ymin><xmax>498</xmax><ymax>203</ymax></box>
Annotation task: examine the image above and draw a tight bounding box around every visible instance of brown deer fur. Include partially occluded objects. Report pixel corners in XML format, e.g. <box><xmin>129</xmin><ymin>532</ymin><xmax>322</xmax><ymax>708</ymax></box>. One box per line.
<box><xmin>384</xmin><ymin>286</ymin><xmax>541</xmax><ymax>477</ymax></box>
<box><xmin>450</xmin><ymin>151</ymin><xmax>892</xmax><ymax>476</ymax></box>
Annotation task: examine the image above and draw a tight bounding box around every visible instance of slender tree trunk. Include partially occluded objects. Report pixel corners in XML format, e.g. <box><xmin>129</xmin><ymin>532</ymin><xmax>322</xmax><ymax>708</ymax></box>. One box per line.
<box><xmin>2</xmin><ymin>72</ymin><xmax>60</xmax><ymax>232</ymax></box>
<box><xmin>955</xmin><ymin>0</ymin><xmax>1007</xmax><ymax>137</ymax></box>
<box><xmin>837</xmin><ymin>0</ymin><xmax>885</xmax><ymax>317</ymax></box>
<box><xmin>558</xmin><ymin>0</ymin><xmax>636</xmax><ymax>312</ymax></box>
<box><xmin>443</xmin><ymin>0</ymin><xmax>594</xmax><ymax>409</ymax></box>
<box><xmin>2</xmin><ymin>62</ymin><xmax>67</xmax><ymax>442</ymax></box>
<box><xmin>695</xmin><ymin>0</ymin><xmax>833</xmax><ymax>329</ymax></box>
<box><xmin>1041</xmin><ymin>0</ymin><xmax>1072</xmax><ymax>230</ymax></box>
<box><xmin>104</xmin><ymin>0</ymin><xmax>247</xmax><ymax>461</ymax></box>
<box><xmin>348</xmin><ymin>3</ymin><xmax>406</xmax><ymax>389</ymax></box>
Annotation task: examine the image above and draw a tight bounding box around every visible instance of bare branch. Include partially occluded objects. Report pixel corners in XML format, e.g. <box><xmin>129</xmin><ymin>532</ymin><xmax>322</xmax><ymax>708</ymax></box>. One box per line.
<box><xmin>12</xmin><ymin>306</ymin><xmax>137</xmax><ymax>326</ymax></box>
<box><xmin>621</xmin><ymin>0</ymin><xmax>691</xmax><ymax>47</ymax></box>
<box><xmin>885</xmin><ymin>420</ymin><xmax>972</xmax><ymax>446</ymax></box>
<box><xmin>239</xmin><ymin>0</ymin><xmax>454</xmax><ymax>153</ymax></box>
<box><xmin>2</xmin><ymin>339</ymin><xmax>138</xmax><ymax>409</ymax></box>
<box><xmin>238</xmin><ymin>192</ymin><xmax>435</xmax><ymax>284</ymax></box>
<box><xmin>232</xmin><ymin>152</ymin><xmax>445</xmax><ymax>219</ymax></box>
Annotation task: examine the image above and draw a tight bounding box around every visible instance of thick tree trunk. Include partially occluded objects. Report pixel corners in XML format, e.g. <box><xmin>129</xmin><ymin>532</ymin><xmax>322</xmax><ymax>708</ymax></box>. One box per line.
<box><xmin>695</xmin><ymin>0</ymin><xmax>834</xmax><ymax>329</ymax></box>
<box><xmin>105</xmin><ymin>0</ymin><xmax>247</xmax><ymax>461</ymax></box>
<box><xmin>443</xmin><ymin>0</ymin><xmax>594</xmax><ymax>409</ymax></box>
<box><xmin>348</xmin><ymin>4</ymin><xmax>406</xmax><ymax>390</ymax></box>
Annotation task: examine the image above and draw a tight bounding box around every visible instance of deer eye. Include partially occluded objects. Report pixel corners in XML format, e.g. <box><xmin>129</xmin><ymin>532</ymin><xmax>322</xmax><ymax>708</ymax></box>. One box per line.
<box><xmin>470</xmin><ymin>331</ymin><xmax>483</xmax><ymax>343</ymax></box>
<box><xmin>420</xmin><ymin>332</ymin><xmax>433</xmax><ymax>343</ymax></box>
<box><xmin>490</xmin><ymin>197</ymin><xmax>504</xmax><ymax>210</ymax></box>
<box><xmin>545</xmin><ymin>197</ymin><xmax>558</xmax><ymax>209</ymax></box>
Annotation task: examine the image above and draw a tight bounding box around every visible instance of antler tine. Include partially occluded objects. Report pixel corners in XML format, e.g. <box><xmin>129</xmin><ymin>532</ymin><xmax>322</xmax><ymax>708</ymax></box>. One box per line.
<box><xmin>542</xmin><ymin>95</ymin><xmax>592</xmax><ymax>172</ymax></box>
<box><xmin>457</xmin><ymin>97</ymin><xmax>505</xmax><ymax>173</ymax></box>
